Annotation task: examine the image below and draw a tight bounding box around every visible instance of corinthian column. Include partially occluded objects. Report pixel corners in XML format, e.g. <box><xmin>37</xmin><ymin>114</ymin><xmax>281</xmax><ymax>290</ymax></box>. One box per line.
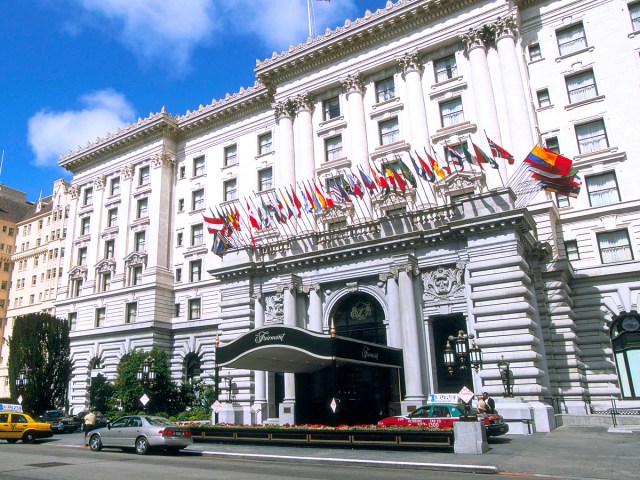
<box><xmin>294</xmin><ymin>93</ymin><xmax>315</xmax><ymax>183</ymax></box>
<box><xmin>380</xmin><ymin>270</ymin><xmax>402</xmax><ymax>348</ymax></box>
<box><xmin>274</xmin><ymin>101</ymin><xmax>296</xmax><ymax>187</ymax></box>
<box><xmin>308</xmin><ymin>285</ymin><xmax>323</xmax><ymax>333</ymax></box>
<box><xmin>494</xmin><ymin>16</ymin><xmax>533</xmax><ymax>168</ymax></box>
<box><xmin>252</xmin><ymin>293</ymin><xmax>267</xmax><ymax>421</ymax></box>
<box><xmin>397</xmin><ymin>51</ymin><xmax>430</xmax><ymax>148</ymax></box>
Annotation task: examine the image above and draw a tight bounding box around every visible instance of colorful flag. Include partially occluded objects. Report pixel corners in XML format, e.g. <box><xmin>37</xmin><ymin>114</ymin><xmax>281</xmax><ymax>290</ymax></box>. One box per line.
<box><xmin>486</xmin><ymin>135</ymin><xmax>515</xmax><ymax>164</ymax></box>
<box><xmin>392</xmin><ymin>168</ymin><xmax>407</xmax><ymax>193</ymax></box>
<box><xmin>280</xmin><ymin>191</ymin><xmax>295</xmax><ymax>218</ymax></box>
<box><xmin>461</xmin><ymin>144</ymin><xmax>484</xmax><ymax>170</ymax></box>
<box><xmin>426</xmin><ymin>150</ymin><xmax>446</xmax><ymax>179</ymax></box>
<box><xmin>385</xmin><ymin>167</ymin><xmax>397</xmax><ymax>191</ymax></box>
<box><xmin>525</xmin><ymin>146</ymin><xmax>573</xmax><ymax>176</ymax></box>
<box><xmin>443</xmin><ymin>145</ymin><xmax>463</xmax><ymax>170</ymax></box>
<box><xmin>414</xmin><ymin>151</ymin><xmax>436</xmax><ymax>182</ymax></box>
<box><xmin>246</xmin><ymin>201</ymin><xmax>260</xmax><ymax>230</ymax></box>
<box><xmin>348</xmin><ymin>171</ymin><xmax>365</xmax><ymax>198</ymax></box>
<box><xmin>290</xmin><ymin>187</ymin><xmax>302</xmax><ymax>217</ymax></box>
<box><xmin>212</xmin><ymin>232</ymin><xmax>228</xmax><ymax>257</ymax></box>
<box><xmin>258</xmin><ymin>199</ymin><xmax>271</xmax><ymax>229</ymax></box>
<box><xmin>313</xmin><ymin>181</ymin><xmax>328</xmax><ymax>208</ymax></box>
<box><xmin>358</xmin><ymin>166</ymin><xmax>377</xmax><ymax>191</ymax></box>
<box><xmin>203</xmin><ymin>215</ymin><xmax>226</xmax><ymax>234</ymax></box>
<box><xmin>472</xmin><ymin>142</ymin><xmax>499</xmax><ymax>169</ymax></box>
<box><xmin>396</xmin><ymin>156</ymin><xmax>417</xmax><ymax>187</ymax></box>
<box><xmin>371</xmin><ymin>165</ymin><xmax>390</xmax><ymax>192</ymax></box>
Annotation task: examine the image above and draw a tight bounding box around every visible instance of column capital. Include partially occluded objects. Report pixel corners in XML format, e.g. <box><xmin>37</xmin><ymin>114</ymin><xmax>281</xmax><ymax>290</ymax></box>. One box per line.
<box><xmin>299</xmin><ymin>283</ymin><xmax>321</xmax><ymax>294</ymax></box>
<box><xmin>341</xmin><ymin>73</ymin><xmax>365</xmax><ymax>95</ymax></box>
<box><xmin>397</xmin><ymin>263</ymin><xmax>420</xmax><ymax>277</ymax></box>
<box><xmin>151</xmin><ymin>150</ymin><xmax>176</xmax><ymax>169</ymax></box>
<box><xmin>379</xmin><ymin>267</ymin><xmax>399</xmax><ymax>283</ymax></box>
<box><xmin>293</xmin><ymin>92</ymin><xmax>314</xmax><ymax>113</ymax></box>
<box><xmin>276</xmin><ymin>281</ymin><xmax>300</xmax><ymax>293</ymax></box>
<box><xmin>251</xmin><ymin>291</ymin><xmax>263</xmax><ymax>300</ymax></box>
<box><xmin>461</xmin><ymin>26</ymin><xmax>491</xmax><ymax>52</ymax></box>
<box><xmin>67</xmin><ymin>185</ymin><xmax>80</xmax><ymax>199</ymax></box>
<box><xmin>121</xmin><ymin>164</ymin><xmax>134</xmax><ymax>180</ymax></box>
<box><xmin>273</xmin><ymin>100</ymin><xmax>294</xmax><ymax>121</ymax></box>
<box><xmin>397</xmin><ymin>51</ymin><xmax>423</xmax><ymax>76</ymax></box>
<box><xmin>93</xmin><ymin>175</ymin><xmax>105</xmax><ymax>191</ymax></box>
<box><xmin>493</xmin><ymin>15</ymin><xmax>518</xmax><ymax>40</ymax></box>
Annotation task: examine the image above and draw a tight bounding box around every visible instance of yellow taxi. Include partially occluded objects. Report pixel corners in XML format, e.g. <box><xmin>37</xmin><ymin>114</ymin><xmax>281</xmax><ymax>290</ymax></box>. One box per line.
<box><xmin>0</xmin><ymin>404</ymin><xmax>53</xmax><ymax>443</ymax></box>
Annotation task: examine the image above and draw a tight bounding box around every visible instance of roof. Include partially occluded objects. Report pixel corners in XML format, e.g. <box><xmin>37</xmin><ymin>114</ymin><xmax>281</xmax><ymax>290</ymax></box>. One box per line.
<box><xmin>0</xmin><ymin>184</ymin><xmax>33</xmax><ymax>223</ymax></box>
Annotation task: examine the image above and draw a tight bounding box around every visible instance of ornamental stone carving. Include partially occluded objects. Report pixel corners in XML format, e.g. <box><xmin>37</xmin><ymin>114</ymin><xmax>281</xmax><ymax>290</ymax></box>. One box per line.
<box><xmin>67</xmin><ymin>185</ymin><xmax>80</xmax><ymax>199</ymax></box>
<box><xmin>341</xmin><ymin>73</ymin><xmax>365</xmax><ymax>95</ymax></box>
<box><xmin>422</xmin><ymin>263</ymin><xmax>466</xmax><ymax>301</ymax></box>
<box><xmin>121</xmin><ymin>164</ymin><xmax>134</xmax><ymax>180</ymax></box>
<box><xmin>379</xmin><ymin>266</ymin><xmax>399</xmax><ymax>283</ymax></box>
<box><xmin>494</xmin><ymin>16</ymin><xmax>518</xmax><ymax>40</ymax></box>
<box><xmin>93</xmin><ymin>175</ymin><xmax>105</xmax><ymax>191</ymax></box>
<box><xmin>124</xmin><ymin>251</ymin><xmax>147</xmax><ymax>267</ymax></box>
<box><xmin>293</xmin><ymin>93</ymin><xmax>313</xmax><ymax>113</ymax></box>
<box><xmin>274</xmin><ymin>100</ymin><xmax>294</xmax><ymax>121</ymax></box>
<box><xmin>397</xmin><ymin>51</ymin><xmax>423</xmax><ymax>76</ymax></box>
<box><xmin>152</xmin><ymin>151</ymin><xmax>177</xmax><ymax>169</ymax></box>
<box><xmin>264</xmin><ymin>292</ymin><xmax>284</xmax><ymax>324</ymax></box>
<box><xmin>68</xmin><ymin>266</ymin><xmax>87</xmax><ymax>280</ymax></box>
<box><xmin>461</xmin><ymin>26</ymin><xmax>491</xmax><ymax>52</ymax></box>
<box><xmin>95</xmin><ymin>259</ymin><xmax>116</xmax><ymax>274</ymax></box>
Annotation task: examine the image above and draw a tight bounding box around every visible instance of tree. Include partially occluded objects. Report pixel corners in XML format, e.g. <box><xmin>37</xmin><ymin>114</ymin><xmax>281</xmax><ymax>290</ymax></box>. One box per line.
<box><xmin>7</xmin><ymin>313</ymin><xmax>70</xmax><ymax>415</ymax></box>
<box><xmin>112</xmin><ymin>348</ymin><xmax>183</xmax><ymax>415</ymax></box>
<box><xmin>87</xmin><ymin>373</ymin><xmax>115</xmax><ymax>413</ymax></box>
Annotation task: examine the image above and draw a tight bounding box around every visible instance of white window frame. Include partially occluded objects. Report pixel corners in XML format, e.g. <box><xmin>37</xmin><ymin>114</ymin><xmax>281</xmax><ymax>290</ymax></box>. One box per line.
<box><xmin>375</xmin><ymin>76</ymin><xmax>396</xmax><ymax>103</ymax></box>
<box><xmin>598</xmin><ymin>230</ymin><xmax>634</xmax><ymax>264</ymax></box>
<box><xmin>565</xmin><ymin>69</ymin><xmax>597</xmax><ymax>104</ymax></box>
<box><xmin>223</xmin><ymin>179</ymin><xmax>237</xmax><ymax>202</ymax></box>
<box><xmin>434</xmin><ymin>55</ymin><xmax>457</xmax><ymax>82</ymax></box>
<box><xmin>224</xmin><ymin>145</ymin><xmax>238</xmax><ymax>167</ymax></box>
<box><xmin>440</xmin><ymin>97</ymin><xmax>464</xmax><ymax>127</ymax></box>
<box><xmin>193</xmin><ymin>156</ymin><xmax>205</xmax><ymax>177</ymax></box>
<box><xmin>585</xmin><ymin>171</ymin><xmax>620</xmax><ymax>207</ymax></box>
<box><xmin>325</xmin><ymin>135</ymin><xmax>343</xmax><ymax>162</ymax></box>
<box><xmin>379</xmin><ymin>117</ymin><xmax>400</xmax><ymax>145</ymax></box>
<box><xmin>258</xmin><ymin>132</ymin><xmax>273</xmax><ymax>155</ymax></box>
<box><xmin>576</xmin><ymin>119</ymin><xmax>608</xmax><ymax>154</ymax></box>
<box><xmin>557</xmin><ymin>23</ymin><xmax>587</xmax><ymax>56</ymax></box>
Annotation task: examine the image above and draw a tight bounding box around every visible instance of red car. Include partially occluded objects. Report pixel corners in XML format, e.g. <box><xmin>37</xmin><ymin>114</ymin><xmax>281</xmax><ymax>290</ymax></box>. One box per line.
<box><xmin>378</xmin><ymin>403</ymin><xmax>509</xmax><ymax>437</ymax></box>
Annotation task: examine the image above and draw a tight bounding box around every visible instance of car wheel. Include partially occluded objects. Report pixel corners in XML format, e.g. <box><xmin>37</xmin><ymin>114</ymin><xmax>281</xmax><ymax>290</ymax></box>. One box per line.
<box><xmin>22</xmin><ymin>431</ymin><xmax>36</xmax><ymax>443</ymax></box>
<box><xmin>7</xmin><ymin>439</ymin><xmax>19</xmax><ymax>444</ymax></box>
<box><xmin>89</xmin><ymin>434</ymin><xmax>102</xmax><ymax>451</ymax></box>
<box><xmin>135</xmin><ymin>436</ymin><xmax>149</xmax><ymax>455</ymax></box>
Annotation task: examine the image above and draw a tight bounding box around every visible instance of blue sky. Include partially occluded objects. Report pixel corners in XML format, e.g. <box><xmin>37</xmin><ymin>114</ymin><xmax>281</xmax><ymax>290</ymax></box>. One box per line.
<box><xmin>0</xmin><ymin>0</ymin><xmax>389</xmax><ymax>203</ymax></box>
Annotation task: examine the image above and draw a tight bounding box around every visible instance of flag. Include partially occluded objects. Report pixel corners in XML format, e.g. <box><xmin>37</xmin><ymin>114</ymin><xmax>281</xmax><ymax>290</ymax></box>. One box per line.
<box><xmin>302</xmin><ymin>184</ymin><xmax>316</xmax><ymax>211</ymax></box>
<box><xmin>392</xmin><ymin>167</ymin><xmax>407</xmax><ymax>193</ymax></box>
<box><xmin>486</xmin><ymin>135</ymin><xmax>515</xmax><ymax>164</ymax></box>
<box><xmin>528</xmin><ymin>165</ymin><xmax>579</xmax><ymax>180</ymax></box>
<box><xmin>525</xmin><ymin>146</ymin><xmax>573</xmax><ymax>176</ymax></box>
<box><xmin>246</xmin><ymin>201</ymin><xmax>260</xmax><ymax>230</ymax></box>
<box><xmin>319</xmin><ymin>182</ymin><xmax>335</xmax><ymax>208</ymax></box>
<box><xmin>329</xmin><ymin>178</ymin><xmax>346</xmax><ymax>203</ymax></box>
<box><xmin>212</xmin><ymin>232</ymin><xmax>228</xmax><ymax>257</ymax></box>
<box><xmin>409</xmin><ymin>152</ymin><xmax>427</xmax><ymax>180</ymax></box>
<box><xmin>426</xmin><ymin>150</ymin><xmax>446</xmax><ymax>179</ymax></box>
<box><xmin>280</xmin><ymin>191</ymin><xmax>295</xmax><ymax>218</ymax></box>
<box><xmin>348</xmin><ymin>171</ymin><xmax>365</xmax><ymax>198</ymax></box>
<box><xmin>472</xmin><ymin>142</ymin><xmax>499</xmax><ymax>169</ymax></box>
<box><xmin>371</xmin><ymin>165</ymin><xmax>390</xmax><ymax>192</ymax></box>
<box><xmin>203</xmin><ymin>215</ymin><xmax>226</xmax><ymax>234</ymax></box>
<box><xmin>313</xmin><ymin>181</ymin><xmax>328</xmax><ymax>208</ymax></box>
<box><xmin>358</xmin><ymin>166</ymin><xmax>377</xmax><ymax>191</ymax></box>
<box><xmin>414</xmin><ymin>152</ymin><xmax>436</xmax><ymax>182</ymax></box>
<box><xmin>385</xmin><ymin>167</ymin><xmax>397</xmax><ymax>191</ymax></box>
<box><xmin>442</xmin><ymin>146</ymin><xmax>463</xmax><ymax>170</ymax></box>
<box><xmin>396</xmin><ymin>156</ymin><xmax>417</xmax><ymax>187</ymax></box>
<box><xmin>289</xmin><ymin>187</ymin><xmax>302</xmax><ymax>217</ymax></box>
<box><xmin>258</xmin><ymin>199</ymin><xmax>271</xmax><ymax>229</ymax></box>
<box><xmin>461</xmin><ymin>144</ymin><xmax>484</xmax><ymax>170</ymax></box>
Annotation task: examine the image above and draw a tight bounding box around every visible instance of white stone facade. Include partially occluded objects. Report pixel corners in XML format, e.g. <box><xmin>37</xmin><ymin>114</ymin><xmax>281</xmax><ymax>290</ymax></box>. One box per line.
<box><xmin>41</xmin><ymin>0</ymin><xmax>639</xmax><ymax>429</ymax></box>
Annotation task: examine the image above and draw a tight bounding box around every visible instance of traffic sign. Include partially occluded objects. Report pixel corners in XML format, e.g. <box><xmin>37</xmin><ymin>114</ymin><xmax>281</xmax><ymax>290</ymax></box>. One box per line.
<box><xmin>458</xmin><ymin>386</ymin><xmax>475</xmax><ymax>404</ymax></box>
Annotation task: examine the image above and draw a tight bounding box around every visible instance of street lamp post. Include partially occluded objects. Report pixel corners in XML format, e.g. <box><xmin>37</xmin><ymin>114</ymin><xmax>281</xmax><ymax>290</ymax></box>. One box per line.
<box><xmin>15</xmin><ymin>367</ymin><xmax>29</xmax><ymax>404</ymax></box>
<box><xmin>497</xmin><ymin>357</ymin><xmax>514</xmax><ymax>398</ymax></box>
<box><xmin>443</xmin><ymin>331</ymin><xmax>483</xmax><ymax>421</ymax></box>
<box><xmin>136</xmin><ymin>357</ymin><xmax>156</xmax><ymax>413</ymax></box>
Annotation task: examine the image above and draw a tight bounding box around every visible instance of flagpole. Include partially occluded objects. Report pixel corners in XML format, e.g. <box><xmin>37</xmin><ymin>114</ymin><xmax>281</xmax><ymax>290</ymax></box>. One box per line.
<box><xmin>238</xmin><ymin>198</ymin><xmax>257</xmax><ymax>248</ymax></box>
<box><xmin>408</xmin><ymin>151</ymin><xmax>431</xmax><ymax>208</ymax></box>
<box><xmin>288</xmin><ymin>184</ymin><xmax>312</xmax><ymax>232</ymax></box>
<box><xmin>424</xmin><ymin>147</ymin><xmax>449</xmax><ymax>206</ymax></box>
<box><xmin>307</xmin><ymin>0</ymin><xmax>313</xmax><ymax>38</ymax></box>
<box><xmin>251</xmin><ymin>191</ymin><xmax>273</xmax><ymax>232</ymax></box>
<box><xmin>349</xmin><ymin>169</ymin><xmax>374</xmax><ymax>220</ymax></box>
<box><xmin>295</xmin><ymin>181</ymin><xmax>315</xmax><ymax>232</ymax></box>
<box><xmin>414</xmin><ymin>150</ymin><xmax>441</xmax><ymax>207</ymax></box>
<box><xmin>340</xmin><ymin>169</ymin><xmax>367</xmax><ymax>222</ymax></box>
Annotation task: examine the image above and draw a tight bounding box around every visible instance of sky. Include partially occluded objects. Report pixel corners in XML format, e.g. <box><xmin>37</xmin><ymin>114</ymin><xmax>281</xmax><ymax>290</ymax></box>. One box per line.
<box><xmin>0</xmin><ymin>0</ymin><xmax>391</xmax><ymax>203</ymax></box>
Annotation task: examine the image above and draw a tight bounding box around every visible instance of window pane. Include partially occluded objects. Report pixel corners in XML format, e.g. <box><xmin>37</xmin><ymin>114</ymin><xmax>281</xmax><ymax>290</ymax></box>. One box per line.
<box><xmin>440</xmin><ymin>98</ymin><xmax>464</xmax><ymax>127</ymax></box>
<box><xmin>576</xmin><ymin>120</ymin><xmax>608</xmax><ymax>154</ymax></box>
<box><xmin>379</xmin><ymin>117</ymin><xmax>399</xmax><ymax>145</ymax></box>
<box><xmin>224</xmin><ymin>179</ymin><xmax>237</xmax><ymax>201</ymax></box>
<box><xmin>557</xmin><ymin>23</ymin><xmax>587</xmax><ymax>55</ymax></box>
<box><xmin>632</xmin><ymin>3</ymin><xmax>640</xmax><ymax>31</ymax></box>
<box><xmin>529</xmin><ymin>43</ymin><xmax>542</xmax><ymax>61</ymax></box>
<box><xmin>224</xmin><ymin>145</ymin><xmax>237</xmax><ymax>166</ymax></box>
<box><xmin>375</xmin><ymin>77</ymin><xmax>395</xmax><ymax>102</ymax></box>
<box><xmin>323</xmin><ymin>97</ymin><xmax>340</xmax><ymax>120</ymax></box>
<box><xmin>566</xmin><ymin>70</ymin><xmax>597</xmax><ymax>103</ymax></box>
<box><xmin>192</xmin><ymin>224</ymin><xmax>204</xmax><ymax>245</ymax></box>
<box><xmin>586</xmin><ymin>172</ymin><xmax>619</xmax><ymax>207</ymax></box>
<box><xmin>192</xmin><ymin>189</ymin><xmax>204</xmax><ymax>210</ymax></box>
<box><xmin>565</xmin><ymin>240</ymin><xmax>579</xmax><ymax>260</ymax></box>
<box><xmin>325</xmin><ymin>136</ymin><xmax>343</xmax><ymax>162</ymax></box>
<box><xmin>258</xmin><ymin>168</ymin><xmax>273</xmax><ymax>191</ymax></box>
<box><xmin>598</xmin><ymin>230</ymin><xmax>633</xmax><ymax>263</ymax></box>
<box><xmin>193</xmin><ymin>157</ymin><xmax>205</xmax><ymax>176</ymax></box>
<box><xmin>545</xmin><ymin>137</ymin><xmax>560</xmax><ymax>153</ymax></box>
<box><xmin>434</xmin><ymin>55</ymin><xmax>457</xmax><ymax>82</ymax></box>
<box><xmin>259</xmin><ymin>133</ymin><xmax>272</xmax><ymax>155</ymax></box>
<box><xmin>537</xmin><ymin>89</ymin><xmax>551</xmax><ymax>108</ymax></box>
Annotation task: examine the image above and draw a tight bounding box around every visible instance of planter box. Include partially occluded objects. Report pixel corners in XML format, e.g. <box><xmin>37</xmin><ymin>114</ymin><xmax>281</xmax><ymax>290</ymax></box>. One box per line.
<box><xmin>191</xmin><ymin>427</ymin><xmax>453</xmax><ymax>449</ymax></box>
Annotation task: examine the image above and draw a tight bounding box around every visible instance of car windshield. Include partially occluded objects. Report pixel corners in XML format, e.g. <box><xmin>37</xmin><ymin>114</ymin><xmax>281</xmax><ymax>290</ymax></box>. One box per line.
<box><xmin>46</xmin><ymin>411</ymin><xmax>63</xmax><ymax>418</ymax></box>
<box><xmin>145</xmin><ymin>416</ymin><xmax>176</xmax><ymax>426</ymax></box>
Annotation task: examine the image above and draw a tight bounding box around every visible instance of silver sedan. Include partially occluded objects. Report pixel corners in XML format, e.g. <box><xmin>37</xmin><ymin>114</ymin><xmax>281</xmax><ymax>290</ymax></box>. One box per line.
<box><xmin>86</xmin><ymin>415</ymin><xmax>193</xmax><ymax>455</ymax></box>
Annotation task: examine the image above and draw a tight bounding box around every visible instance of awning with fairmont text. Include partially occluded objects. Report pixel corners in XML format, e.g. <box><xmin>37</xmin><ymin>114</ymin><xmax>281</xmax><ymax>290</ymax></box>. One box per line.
<box><xmin>216</xmin><ymin>325</ymin><xmax>404</xmax><ymax>374</ymax></box>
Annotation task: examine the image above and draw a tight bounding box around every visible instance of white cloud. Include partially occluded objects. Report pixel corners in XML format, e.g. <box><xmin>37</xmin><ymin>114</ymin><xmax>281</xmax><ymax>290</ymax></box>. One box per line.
<box><xmin>65</xmin><ymin>0</ymin><xmax>359</xmax><ymax>71</ymax></box>
<box><xmin>28</xmin><ymin>89</ymin><xmax>135</xmax><ymax>167</ymax></box>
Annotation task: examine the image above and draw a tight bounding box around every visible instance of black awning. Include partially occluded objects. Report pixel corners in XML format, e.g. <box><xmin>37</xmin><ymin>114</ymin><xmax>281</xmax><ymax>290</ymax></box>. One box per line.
<box><xmin>217</xmin><ymin>325</ymin><xmax>403</xmax><ymax>374</ymax></box>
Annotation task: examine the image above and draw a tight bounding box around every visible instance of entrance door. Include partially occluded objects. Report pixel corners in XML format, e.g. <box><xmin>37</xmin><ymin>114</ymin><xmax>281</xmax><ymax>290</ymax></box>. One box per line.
<box><xmin>433</xmin><ymin>314</ymin><xmax>473</xmax><ymax>393</ymax></box>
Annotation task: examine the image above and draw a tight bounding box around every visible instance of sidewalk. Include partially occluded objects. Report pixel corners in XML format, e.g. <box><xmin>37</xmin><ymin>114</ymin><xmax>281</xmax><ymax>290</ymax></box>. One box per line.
<box><xmin>63</xmin><ymin>426</ymin><xmax>639</xmax><ymax>479</ymax></box>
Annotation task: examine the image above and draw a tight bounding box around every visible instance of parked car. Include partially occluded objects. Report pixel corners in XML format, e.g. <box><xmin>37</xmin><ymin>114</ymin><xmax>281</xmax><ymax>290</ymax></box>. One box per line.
<box><xmin>38</xmin><ymin>409</ymin><xmax>80</xmax><ymax>433</ymax></box>
<box><xmin>86</xmin><ymin>415</ymin><xmax>193</xmax><ymax>455</ymax></box>
<box><xmin>0</xmin><ymin>411</ymin><xmax>54</xmax><ymax>443</ymax></box>
<box><xmin>378</xmin><ymin>402</ymin><xmax>509</xmax><ymax>437</ymax></box>
<box><xmin>74</xmin><ymin>410</ymin><xmax>110</xmax><ymax>431</ymax></box>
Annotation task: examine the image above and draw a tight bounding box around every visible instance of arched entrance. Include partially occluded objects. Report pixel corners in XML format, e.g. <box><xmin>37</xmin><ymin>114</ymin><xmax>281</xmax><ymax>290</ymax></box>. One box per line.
<box><xmin>295</xmin><ymin>292</ymin><xmax>399</xmax><ymax>425</ymax></box>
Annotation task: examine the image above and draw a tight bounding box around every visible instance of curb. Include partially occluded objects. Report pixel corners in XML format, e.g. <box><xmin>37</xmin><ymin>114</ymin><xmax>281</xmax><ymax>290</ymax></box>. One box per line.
<box><xmin>199</xmin><ymin>450</ymin><xmax>500</xmax><ymax>474</ymax></box>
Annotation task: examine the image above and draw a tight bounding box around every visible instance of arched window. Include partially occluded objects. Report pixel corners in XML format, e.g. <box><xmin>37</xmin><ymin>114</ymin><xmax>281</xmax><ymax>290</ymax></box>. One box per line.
<box><xmin>183</xmin><ymin>353</ymin><xmax>201</xmax><ymax>383</ymax></box>
<box><xmin>611</xmin><ymin>312</ymin><xmax>640</xmax><ymax>398</ymax></box>
<box><xmin>331</xmin><ymin>292</ymin><xmax>386</xmax><ymax>345</ymax></box>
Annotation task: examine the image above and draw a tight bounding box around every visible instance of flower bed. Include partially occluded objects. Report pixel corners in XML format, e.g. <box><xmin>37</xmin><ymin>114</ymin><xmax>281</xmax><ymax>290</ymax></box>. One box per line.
<box><xmin>188</xmin><ymin>423</ymin><xmax>453</xmax><ymax>448</ymax></box>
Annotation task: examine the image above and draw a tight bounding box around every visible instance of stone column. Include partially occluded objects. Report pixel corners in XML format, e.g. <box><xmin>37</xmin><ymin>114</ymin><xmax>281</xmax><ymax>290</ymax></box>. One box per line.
<box><xmin>58</xmin><ymin>185</ymin><xmax>80</xmax><ymax>298</ymax></box>
<box><xmin>294</xmin><ymin>93</ymin><xmax>315</xmax><ymax>183</ymax></box>
<box><xmin>146</xmin><ymin>150</ymin><xmax>175</xmax><ymax>280</ymax></box>
<box><xmin>380</xmin><ymin>270</ymin><xmax>402</xmax><ymax>348</ymax></box>
<box><xmin>280</xmin><ymin>281</ymin><xmax>297</xmax><ymax>423</ymax></box>
<box><xmin>342</xmin><ymin>73</ymin><xmax>372</xmax><ymax>216</ymax></box>
<box><xmin>397</xmin><ymin>262</ymin><xmax>426</xmax><ymax>406</ymax></box>
<box><xmin>494</xmin><ymin>16</ymin><xmax>534</xmax><ymax>168</ymax></box>
<box><xmin>116</xmin><ymin>164</ymin><xmax>134</xmax><ymax>287</ymax></box>
<box><xmin>253</xmin><ymin>292</ymin><xmax>267</xmax><ymax>422</ymax></box>
<box><xmin>308</xmin><ymin>284</ymin><xmax>323</xmax><ymax>333</ymax></box>
<box><xmin>275</xmin><ymin>101</ymin><xmax>296</xmax><ymax>188</ymax></box>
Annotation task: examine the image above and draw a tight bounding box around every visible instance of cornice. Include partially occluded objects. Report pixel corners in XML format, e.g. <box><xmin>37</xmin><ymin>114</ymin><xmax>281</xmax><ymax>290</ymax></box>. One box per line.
<box><xmin>254</xmin><ymin>0</ymin><xmax>479</xmax><ymax>88</ymax></box>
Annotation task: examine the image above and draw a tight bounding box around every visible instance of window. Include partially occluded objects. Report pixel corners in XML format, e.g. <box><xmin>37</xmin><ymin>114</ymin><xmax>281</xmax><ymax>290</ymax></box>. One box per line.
<box><xmin>80</xmin><ymin>217</ymin><xmax>90</xmax><ymax>236</ymax></box>
<box><xmin>110</xmin><ymin>177</ymin><xmax>120</xmax><ymax>196</ymax></box>
<box><xmin>31</xmin><ymin>275</ymin><xmax>36</xmax><ymax>286</ymax></box>
<box><xmin>440</xmin><ymin>97</ymin><xmax>464</xmax><ymax>127</ymax></box>
<box><xmin>325</xmin><ymin>135</ymin><xmax>343</xmax><ymax>162</ymax></box>
<box><xmin>95</xmin><ymin>307</ymin><xmax>105</xmax><ymax>328</ymax></box>
<box><xmin>224</xmin><ymin>145</ymin><xmax>238</xmax><ymax>167</ymax></box>
<box><xmin>545</xmin><ymin>137</ymin><xmax>560</xmax><ymax>154</ymax></box>
<box><xmin>175</xmin><ymin>267</ymin><xmax>182</xmax><ymax>282</ymax></box>
<box><xmin>379</xmin><ymin>117</ymin><xmax>400</xmax><ymax>145</ymax></box>
<box><xmin>576</xmin><ymin>119</ymin><xmax>608</xmax><ymax>154</ymax></box>
<box><xmin>175</xmin><ymin>303</ymin><xmax>180</xmax><ymax>316</ymax></box>
<box><xmin>190</xmin><ymin>259</ymin><xmax>202</xmax><ymax>282</ymax></box>
<box><xmin>192</xmin><ymin>189</ymin><xmax>204</xmax><ymax>211</ymax></box>
<box><xmin>537</xmin><ymin>89</ymin><xmax>551</xmax><ymax>108</ymax></box>
<box><xmin>137</xmin><ymin>198</ymin><xmax>148</xmax><ymax>218</ymax></box>
<box><xmin>78</xmin><ymin>247</ymin><xmax>87</xmax><ymax>266</ymax></box>
<box><xmin>258</xmin><ymin>167</ymin><xmax>273</xmax><ymax>192</ymax></box>
<box><xmin>375</xmin><ymin>77</ymin><xmax>395</xmax><ymax>103</ymax></box>
<box><xmin>528</xmin><ymin>43</ymin><xmax>542</xmax><ymax>62</ymax></box>
<box><xmin>132</xmin><ymin>265</ymin><xmax>143</xmax><ymax>285</ymax></box>
<box><xmin>83</xmin><ymin>187</ymin><xmax>93</xmax><ymax>206</ymax></box>
<box><xmin>0</xmin><ymin>281</ymin><xmax>6</xmax><ymax>290</ymax></box>
<box><xmin>434</xmin><ymin>55</ymin><xmax>457</xmax><ymax>82</ymax></box>
<box><xmin>586</xmin><ymin>172</ymin><xmax>620</xmax><ymax>207</ymax></box>
<box><xmin>107</xmin><ymin>208</ymin><xmax>118</xmax><ymax>228</ymax></box>
<box><xmin>100</xmin><ymin>272</ymin><xmax>111</xmax><ymax>291</ymax></box>
<box><xmin>557</xmin><ymin>23</ymin><xmax>587</xmax><ymax>56</ymax></box>
<box><xmin>223</xmin><ymin>179</ymin><xmax>237</xmax><ymax>202</ymax></box>
<box><xmin>598</xmin><ymin>230</ymin><xmax>633</xmax><ymax>263</ymax></box>
<box><xmin>565</xmin><ymin>240</ymin><xmax>580</xmax><ymax>261</ymax></box>
<box><xmin>323</xmin><ymin>97</ymin><xmax>340</xmax><ymax>120</ymax></box>
<box><xmin>258</xmin><ymin>132</ymin><xmax>272</xmax><ymax>155</ymax></box>
<box><xmin>191</xmin><ymin>224</ymin><xmax>204</xmax><ymax>246</ymax></box>
<box><xmin>67</xmin><ymin>312</ymin><xmax>77</xmax><ymax>331</ymax></box>
<box><xmin>179</xmin><ymin>165</ymin><xmax>186</xmax><ymax>178</ymax></box>
<box><xmin>177</xmin><ymin>232</ymin><xmax>183</xmax><ymax>247</ymax></box>
<box><xmin>631</xmin><ymin>2</ymin><xmax>640</xmax><ymax>31</ymax></box>
<box><xmin>125</xmin><ymin>302</ymin><xmax>137</xmax><ymax>324</ymax></box>
<box><xmin>134</xmin><ymin>231</ymin><xmax>146</xmax><ymax>251</ymax></box>
<box><xmin>104</xmin><ymin>239</ymin><xmax>115</xmax><ymax>259</ymax></box>
<box><xmin>29</xmin><ymin>294</ymin><xmax>34</xmax><ymax>305</ymax></box>
<box><xmin>138</xmin><ymin>165</ymin><xmax>150</xmax><ymax>186</ymax></box>
<box><xmin>556</xmin><ymin>193</ymin><xmax>571</xmax><ymax>208</ymax></box>
<box><xmin>178</xmin><ymin>198</ymin><xmax>185</xmax><ymax>212</ymax></box>
<box><xmin>189</xmin><ymin>298</ymin><xmax>201</xmax><ymax>320</ymax></box>
<box><xmin>566</xmin><ymin>69</ymin><xmax>597</xmax><ymax>104</ymax></box>
<box><xmin>193</xmin><ymin>156</ymin><xmax>205</xmax><ymax>176</ymax></box>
